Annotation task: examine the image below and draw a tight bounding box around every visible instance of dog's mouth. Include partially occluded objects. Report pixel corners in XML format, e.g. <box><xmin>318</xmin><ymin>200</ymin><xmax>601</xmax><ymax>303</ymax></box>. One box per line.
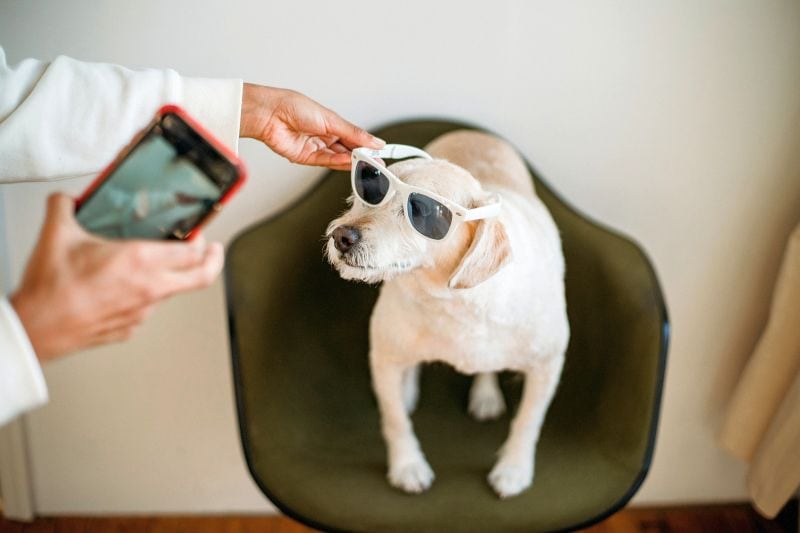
<box><xmin>324</xmin><ymin>233</ymin><xmax>419</xmax><ymax>281</ymax></box>
<box><xmin>341</xmin><ymin>255</ymin><xmax>416</xmax><ymax>273</ymax></box>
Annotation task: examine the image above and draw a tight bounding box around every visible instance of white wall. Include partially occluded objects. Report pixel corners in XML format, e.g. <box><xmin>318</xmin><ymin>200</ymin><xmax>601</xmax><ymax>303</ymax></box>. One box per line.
<box><xmin>1</xmin><ymin>0</ymin><xmax>799</xmax><ymax>514</ymax></box>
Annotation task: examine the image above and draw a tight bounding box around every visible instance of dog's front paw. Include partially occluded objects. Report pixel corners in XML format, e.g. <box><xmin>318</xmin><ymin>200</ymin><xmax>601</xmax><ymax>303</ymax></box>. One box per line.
<box><xmin>468</xmin><ymin>382</ymin><xmax>506</xmax><ymax>421</ymax></box>
<box><xmin>388</xmin><ymin>455</ymin><xmax>435</xmax><ymax>494</ymax></box>
<box><xmin>488</xmin><ymin>458</ymin><xmax>533</xmax><ymax>498</ymax></box>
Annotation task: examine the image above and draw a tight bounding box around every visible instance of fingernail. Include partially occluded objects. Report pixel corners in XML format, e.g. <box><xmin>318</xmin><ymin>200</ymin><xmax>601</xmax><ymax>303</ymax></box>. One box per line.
<box><xmin>372</xmin><ymin>136</ymin><xmax>386</xmax><ymax>147</ymax></box>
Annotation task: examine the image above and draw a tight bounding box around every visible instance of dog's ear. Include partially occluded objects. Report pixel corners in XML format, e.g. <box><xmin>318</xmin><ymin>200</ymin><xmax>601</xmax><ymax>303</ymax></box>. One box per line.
<box><xmin>448</xmin><ymin>203</ymin><xmax>512</xmax><ymax>290</ymax></box>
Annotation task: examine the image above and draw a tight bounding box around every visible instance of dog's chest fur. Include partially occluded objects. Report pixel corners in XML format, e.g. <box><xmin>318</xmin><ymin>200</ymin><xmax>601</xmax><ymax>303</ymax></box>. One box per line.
<box><xmin>369</xmin><ymin>274</ymin><xmax>553</xmax><ymax>374</ymax></box>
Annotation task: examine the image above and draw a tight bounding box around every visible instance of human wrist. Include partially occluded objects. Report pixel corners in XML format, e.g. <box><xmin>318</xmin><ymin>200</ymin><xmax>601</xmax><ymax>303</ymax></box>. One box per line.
<box><xmin>240</xmin><ymin>83</ymin><xmax>280</xmax><ymax>139</ymax></box>
<box><xmin>8</xmin><ymin>290</ymin><xmax>49</xmax><ymax>362</ymax></box>
<box><xmin>9</xmin><ymin>290</ymin><xmax>29</xmax><ymax>328</ymax></box>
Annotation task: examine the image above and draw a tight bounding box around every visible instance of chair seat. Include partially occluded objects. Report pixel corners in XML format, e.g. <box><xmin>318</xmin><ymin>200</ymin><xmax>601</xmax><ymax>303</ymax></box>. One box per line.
<box><xmin>225</xmin><ymin>120</ymin><xmax>669</xmax><ymax>533</ymax></box>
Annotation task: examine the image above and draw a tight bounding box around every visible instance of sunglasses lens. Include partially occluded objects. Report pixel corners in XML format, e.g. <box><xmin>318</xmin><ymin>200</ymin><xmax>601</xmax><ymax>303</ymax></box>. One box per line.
<box><xmin>407</xmin><ymin>192</ymin><xmax>453</xmax><ymax>240</ymax></box>
<box><xmin>354</xmin><ymin>161</ymin><xmax>390</xmax><ymax>205</ymax></box>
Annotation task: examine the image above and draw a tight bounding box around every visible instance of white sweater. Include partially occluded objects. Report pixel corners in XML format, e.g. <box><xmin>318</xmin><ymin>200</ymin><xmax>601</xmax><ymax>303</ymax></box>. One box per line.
<box><xmin>0</xmin><ymin>47</ymin><xmax>243</xmax><ymax>426</ymax></box>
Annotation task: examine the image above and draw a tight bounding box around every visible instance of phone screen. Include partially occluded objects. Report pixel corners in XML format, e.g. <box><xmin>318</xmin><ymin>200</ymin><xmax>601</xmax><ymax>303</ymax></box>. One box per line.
<box><xmin>76</xmin><ymin>113</ymin><xmax>238</xmax><ymax>240</ymax></box>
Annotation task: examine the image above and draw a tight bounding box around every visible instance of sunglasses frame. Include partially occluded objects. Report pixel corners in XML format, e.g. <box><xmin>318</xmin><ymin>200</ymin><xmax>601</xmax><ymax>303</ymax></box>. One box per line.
<box><xmin>351</xmin><ymin>144</ymin><xmax>501</xmax><ymax>241</ymax></box>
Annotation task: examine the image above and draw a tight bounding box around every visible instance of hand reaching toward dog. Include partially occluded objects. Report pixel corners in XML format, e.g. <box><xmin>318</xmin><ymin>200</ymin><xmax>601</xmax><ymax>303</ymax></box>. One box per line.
<box><xmin>10</xmin><ymin>194</ymin><xmax>224</xmax><ymax>362</ymax></box>
<box><xmin>239</xmin><ymin>83</ymin><xmax>385</xmax><ymax>171</ymax></box>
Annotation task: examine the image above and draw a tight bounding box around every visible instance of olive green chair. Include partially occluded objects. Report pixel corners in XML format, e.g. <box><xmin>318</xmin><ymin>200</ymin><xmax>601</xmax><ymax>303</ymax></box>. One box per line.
<box><xmin>225</xmin><ymin>120</ymin><xmax>669</xmax><ymax>533</ymax></box>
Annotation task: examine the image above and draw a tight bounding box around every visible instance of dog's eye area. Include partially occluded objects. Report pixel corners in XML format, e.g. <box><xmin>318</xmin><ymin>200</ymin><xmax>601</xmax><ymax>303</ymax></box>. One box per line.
<box><xmin>354</xmin><ymin>162</ymin><xmax>390</xmax><ymax>205</ymax></box>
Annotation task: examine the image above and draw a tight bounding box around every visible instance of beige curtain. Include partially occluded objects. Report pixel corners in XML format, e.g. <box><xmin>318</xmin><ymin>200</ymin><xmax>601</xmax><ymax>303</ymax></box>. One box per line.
<box><xmin>720</xmin><ymin>223</ymin><xmax>800</xmax><ymax>518</ymax></box>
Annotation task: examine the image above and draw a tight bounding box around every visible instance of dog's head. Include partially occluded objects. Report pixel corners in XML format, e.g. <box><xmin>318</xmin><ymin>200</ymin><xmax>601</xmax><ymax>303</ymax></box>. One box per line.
<box><xmin>325</xmin><ymin>158</ymin><xmax>511</xmax><ymax>288</ymax></box>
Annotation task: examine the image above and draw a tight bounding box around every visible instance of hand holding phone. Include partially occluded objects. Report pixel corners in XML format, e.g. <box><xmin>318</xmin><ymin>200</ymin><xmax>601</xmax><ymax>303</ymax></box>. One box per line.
<box><xmin>76</xmin><ymin>105</ymin><xmax>246</xmax><ymax>240</ymax></box>
<box><xmin>11</xmin><ymin>193</ymin><xmax>224</xmax><ymax>361</ymax></box>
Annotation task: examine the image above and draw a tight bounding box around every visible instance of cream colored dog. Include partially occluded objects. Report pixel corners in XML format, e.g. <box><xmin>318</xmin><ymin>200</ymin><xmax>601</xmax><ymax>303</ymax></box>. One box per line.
<box><xmin>325</xmin><ymin>130</ymin><xmax>569</xmax><ymax>498</ymax></box>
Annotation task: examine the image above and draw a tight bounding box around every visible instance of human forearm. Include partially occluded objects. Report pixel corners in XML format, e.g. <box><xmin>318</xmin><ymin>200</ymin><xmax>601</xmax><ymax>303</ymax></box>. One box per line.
<box><xmin>0</xmin><ymin>45</ymin><xmax>383</xmax><ymax>183</ymax></box>
<box><xmin>0</xmin><ymin>47</ymin><xmax>241</xmax><ymax>182</ymax></box>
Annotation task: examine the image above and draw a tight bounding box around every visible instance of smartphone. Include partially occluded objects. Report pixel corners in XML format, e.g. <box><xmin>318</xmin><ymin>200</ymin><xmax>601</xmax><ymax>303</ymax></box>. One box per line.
<box><xmin>75</xmin><ymin>104</ymin><xmax>246</xmax><ymax>240</ymax></box>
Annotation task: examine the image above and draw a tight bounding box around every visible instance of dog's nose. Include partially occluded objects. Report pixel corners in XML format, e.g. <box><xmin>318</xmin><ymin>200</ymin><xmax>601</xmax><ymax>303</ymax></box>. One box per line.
<box><xmin>332</xmin><ymin>225</ymin><xmax>361</xmax><ymax>253</ymax></box>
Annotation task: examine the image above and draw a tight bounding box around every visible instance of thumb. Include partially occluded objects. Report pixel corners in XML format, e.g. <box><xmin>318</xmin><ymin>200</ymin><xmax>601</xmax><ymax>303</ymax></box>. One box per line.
<box><xmin>25</xmin><ymin>193</ymin><xmax>78</xmax><ymax>263</ymax></box>
<box><xmin>46</xmin><ymin>192</ymin><xmax>77</xmax><ymax>220</ymax></box>
<box><xmin>42</xmin><ymin>193</ymin><xmax>84</xmax><ymax>241</ymax></box>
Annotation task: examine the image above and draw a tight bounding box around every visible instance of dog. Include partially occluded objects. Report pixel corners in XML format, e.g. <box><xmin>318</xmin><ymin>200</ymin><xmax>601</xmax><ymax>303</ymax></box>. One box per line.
<box><xmin>324</xmin><ymin>130</ymin><xmax>569</xmax><ymax>498</ymax></box>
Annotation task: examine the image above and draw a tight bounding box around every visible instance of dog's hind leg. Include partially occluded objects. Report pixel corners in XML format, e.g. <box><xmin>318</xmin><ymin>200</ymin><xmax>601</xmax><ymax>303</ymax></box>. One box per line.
<box><xmin>468</xmin><ymin>372</ymin><xmax>506</xmax><ymax>421</ymax></box>
<box><xmin>488</xmin><ymin>354</ymin><xmax>564</xmax><ymax>498</ymax></box>
<box><xmin>402</xmin><ymin>364</ymin><xmax>421</xmax><ymax>414</ymax></box>
<box><xmin>372</xmin><ymin>359</ymin><xmax>434</xmax><ymax>493</ymax></box>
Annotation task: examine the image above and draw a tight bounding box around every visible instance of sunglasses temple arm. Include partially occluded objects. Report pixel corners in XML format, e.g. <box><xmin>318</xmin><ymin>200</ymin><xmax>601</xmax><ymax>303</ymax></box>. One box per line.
<box><xmin>390</xmin><ymin>146</ymin><xmax>433</xmax><ymax>160</ymax></box>
<box><xmin>463</xmin><ymin>201</ymin><xmax>502</xmax><ymax>221</ymax></box>
<box><xmin>361</xmin><ymin>145</ymin><xmax>433</xmax><ymax>160</ymax></box>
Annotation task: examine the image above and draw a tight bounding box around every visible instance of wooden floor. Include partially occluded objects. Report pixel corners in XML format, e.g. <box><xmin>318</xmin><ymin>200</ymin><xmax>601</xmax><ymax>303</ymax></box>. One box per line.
<box><xmin>0</xmin><ymin>501</ymin><xmax>796</xmax><ymax>533</ymax></box>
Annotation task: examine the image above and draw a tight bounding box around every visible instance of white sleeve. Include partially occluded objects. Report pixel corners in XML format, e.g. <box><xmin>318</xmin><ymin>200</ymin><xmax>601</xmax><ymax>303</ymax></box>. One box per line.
<box><xmin>0</xmin><ymin>46</ymin><xmax>243</xmax><ymax>183</ymax></box>
<box><xmin>0</xmin><ymin>298</ymin><xmax>47</xmax><ymax>427</ymax></box>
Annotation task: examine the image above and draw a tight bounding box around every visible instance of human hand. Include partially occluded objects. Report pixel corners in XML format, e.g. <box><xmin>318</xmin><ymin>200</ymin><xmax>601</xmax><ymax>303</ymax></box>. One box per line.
<box><xmin>239</xmin><ymin>83</ymin><xmax>384</xmax><ymax>171</ymax></box>
<box><xmin>9</xmin><ymin>194</ymin><xmax>224</xmax><ymax>362</ymax></box>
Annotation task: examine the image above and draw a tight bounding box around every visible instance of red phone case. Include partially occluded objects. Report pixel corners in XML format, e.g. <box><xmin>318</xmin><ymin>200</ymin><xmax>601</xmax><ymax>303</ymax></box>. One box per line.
<box><xmin>75</xmin><ymin>104</ymin><xmax>247</xmax><ymax>240</ymax></box>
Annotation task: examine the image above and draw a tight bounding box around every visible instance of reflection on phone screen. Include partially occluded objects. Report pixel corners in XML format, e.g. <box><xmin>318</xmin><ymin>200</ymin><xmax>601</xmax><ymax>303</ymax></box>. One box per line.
<box><xmin>77</xmin><ymin>133</ymin><xmax>222</xmax><ymax>239</ymax></box>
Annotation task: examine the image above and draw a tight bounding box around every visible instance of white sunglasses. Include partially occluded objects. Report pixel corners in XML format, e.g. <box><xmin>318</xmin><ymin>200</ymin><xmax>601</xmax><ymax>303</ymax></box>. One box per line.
<box><xmin>351</xmin><ymin>144</ymin><xmax>501</xmax><ymax>241</ymax></box>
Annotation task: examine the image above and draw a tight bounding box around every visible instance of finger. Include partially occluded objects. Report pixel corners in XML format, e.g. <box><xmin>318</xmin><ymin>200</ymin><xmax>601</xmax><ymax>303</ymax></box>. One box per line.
<box><xmin>89</xmin><ymin>304</ymin><xmax>156</xmax><ymax>336</ymax></box>
<box><xmin>304</xmin><ymin>150</ymin><xmax>353</xmax><ymax>170</ymax></box>
<box><xmin>306</xmin><ymin>136</ymin><xmax>329</xmax><ymax>154</ymax></box>
<box><xmin>189</xmin><ymin>232</ymin><xmax>207</xmax><ymax>248</ymax></box>
<box><xmin>335</xmin><ymin>137</ymin><xmax>360</xmax><ymax>151</ymax></box>
<box><xmin>42</xmin><ymin>193</ymin><xmax>87</xmax><ymax>241</ymax></box>
<box><xmin>315</xmin><ymin>135</ymin><xmax>350</xmax><ymax>154</ymax></box>
<box><xmin>46</xmin><ymin>192</ymin><xmax>77</xmax><ymax>221</ymax></box>
<box><xmin>154</xmin><ymin>241</ymin><xmax>225</xmax><ymax>299</ymax></box>
<box><xmin>329</xmin><ymin>142</ymin><xmax>350</xmax><ymax>154</ymax></box>
<box><xmin>126</xmin><ymin>238</ymin><xmax>209</xmax><ymax>272</ymax></box>
<box><xmin>85</xmin><ymin>325</ymin><xmax>140</xmax><ymax>348</ymax></box>
<box><xmin>325</xmin><ymin>112</ymin><xmax>384</xmax><ymax>149</ymax></box>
